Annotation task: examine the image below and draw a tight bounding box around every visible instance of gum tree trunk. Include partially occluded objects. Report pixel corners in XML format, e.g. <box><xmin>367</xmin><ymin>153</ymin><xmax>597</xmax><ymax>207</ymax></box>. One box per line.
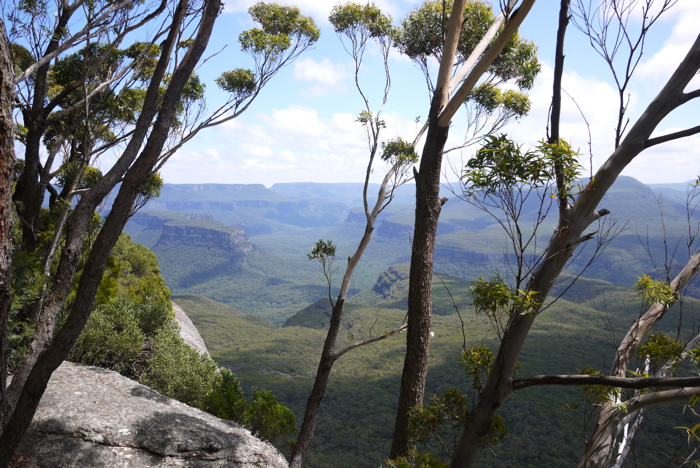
<box><xmin>0</xmin><ymin>19</ymin><xmax>16</xmax><ymax>426</ymax></box>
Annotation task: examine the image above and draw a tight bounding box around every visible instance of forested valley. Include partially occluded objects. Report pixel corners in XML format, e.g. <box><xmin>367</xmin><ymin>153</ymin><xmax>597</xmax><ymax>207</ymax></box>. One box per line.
<box><xmin>3</xmin><ymin>0</ymin><xmax>700</xmax><ymax>467</ymax></box>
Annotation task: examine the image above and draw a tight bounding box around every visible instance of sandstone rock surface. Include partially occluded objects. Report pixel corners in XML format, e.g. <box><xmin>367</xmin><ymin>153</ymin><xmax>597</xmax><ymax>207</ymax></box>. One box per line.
<box><xmin>173</xmin><ymin>302</ymin><xmax>209</xmax><ymax>356</ymax></box>
<box><xmin>15</xmin><ymin>362</ymin><xmax>288</xmax><ymax>468</ymax></box>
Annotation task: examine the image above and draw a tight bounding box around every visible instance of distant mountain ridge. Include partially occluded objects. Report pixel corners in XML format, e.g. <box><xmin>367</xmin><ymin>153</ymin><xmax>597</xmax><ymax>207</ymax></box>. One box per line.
<box><xmin>124</xmin><ymin>176</ymin><xmax>700</xmax><ymax>323</ymax></box>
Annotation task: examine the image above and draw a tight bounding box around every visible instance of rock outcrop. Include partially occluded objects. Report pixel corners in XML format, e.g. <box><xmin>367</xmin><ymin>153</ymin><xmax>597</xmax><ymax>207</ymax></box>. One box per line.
<box><xmin>173</xmin><ymin>302</ymin><xmax>209</xmax><ymax>356</ymax></box>
<box><xmin>15</xmin><ymin>362</ymin><xmax>288</xmax><ymax>468</ymax></box>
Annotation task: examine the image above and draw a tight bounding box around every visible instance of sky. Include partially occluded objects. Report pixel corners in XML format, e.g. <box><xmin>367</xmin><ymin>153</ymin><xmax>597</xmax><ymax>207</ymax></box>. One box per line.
<box><xmin>153</xmin><ymin>0</ymin><xmax>700</xmax><ymax>187</ymax></box>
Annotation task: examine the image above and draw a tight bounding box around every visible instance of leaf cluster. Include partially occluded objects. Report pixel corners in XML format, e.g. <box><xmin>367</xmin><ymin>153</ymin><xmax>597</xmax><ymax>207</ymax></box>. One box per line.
<box><xmin>329</xmin><ymin>2</ymin><xmax>395</xmax><ymax>39</ymax></box>
<box><xmin>240</xmin><ymin>2</ymin><xmax>319</xmax><ymax>58</ymax></box>
<box><xmin>381</xmin><ymin>137</ymin><xmax>419</xmax><ymax>165</ymax></box>
<box><xmin>216</xmin><ymin>68</ymin><xmax>256</xmax><ymax>98</ymax></box>
<box><xmin>638</xmin><ymin>333</ymin><xmax>684</xmax><ymax>371</ymax></box>
<box><xmin>470</xmin><ymin>274</ymin><xmax>540</xmax><ymax>322</ymax></box>
<box><xmin>55</xmin><ymin>163</ymin><xmax>103</xmax><ymax>191</ymax></box>
<box><xmin>308</xmin><ymin>239</ymin><xmax>337</xmax><ymax>262</ymax></box>
<box><xmin>467</xmin><ymin>83</ymin><xmax>530</xmax><ymax>119</ymax></box>
<box><xmin>463</xmin><ymin>135</ymin><xmax>582</xmax><ymax>199</ymax></box>
<box><xmin>635</xmin><ymin>274</ymin><xmax>676</xmax><ymax>307</ymax></box>
<box><xmin>395</xmin><ymin>0</ymin><xmax>540</xmax><ymax>90</ymax></box>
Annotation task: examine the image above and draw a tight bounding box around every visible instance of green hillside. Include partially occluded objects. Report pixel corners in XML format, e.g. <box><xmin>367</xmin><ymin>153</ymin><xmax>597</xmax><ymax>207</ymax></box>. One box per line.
<box><xmin>175</xmin><ymin>266</ymin><xmax>700</xmax><ymax>467</ymax></box>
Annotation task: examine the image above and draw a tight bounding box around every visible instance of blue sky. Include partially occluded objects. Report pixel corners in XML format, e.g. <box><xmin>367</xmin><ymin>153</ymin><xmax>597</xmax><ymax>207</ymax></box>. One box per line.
<box><xmin>152</xmin><ymin>0</ymin><xmax>700</xmax><ymax>186</ymax></box>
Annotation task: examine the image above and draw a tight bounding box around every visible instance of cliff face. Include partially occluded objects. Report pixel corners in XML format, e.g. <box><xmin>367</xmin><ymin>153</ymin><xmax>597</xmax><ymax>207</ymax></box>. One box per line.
<box><xmin>157</xmin><ymin>224</ymin><xmax>253</xmax><ymax>263</ymax></box>
<box><xmin>15</xmin><ymin>362</ymin><xmax>289</xmax><ymax>468</ymax></box>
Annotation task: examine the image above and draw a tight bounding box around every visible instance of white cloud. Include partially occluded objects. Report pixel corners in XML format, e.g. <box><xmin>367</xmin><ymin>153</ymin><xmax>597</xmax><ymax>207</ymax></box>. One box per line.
<box><xmin>636</xmin><ymin>0</ymin><xmax>700</xmax><ymax>88</ymax></box>
<box><xmin>293</xmin><ymin>57</ymin><xmax>349</xmax><ymax>96</ymax></box>
<box><xmin>266</xmin><ymin>105</ymin><xmax>325</xmax><ymax>137</ymax></box>
<box><xmin>279</xmin><ymin>150</ymin><xmax>296</xmax><ymax>162</ymax></box>
<box><xmin>240</xmin><ymin>143</ymin><xmax>274</xmax><ymax>158</ymax></box>
<box><xmin>497</xmin><ymin>62</ymin><xmax>621</xmax><ymax>177</ymax></box>
<box><xmin>164</xmin><ymin>104</ymin><xmax>417</xmax><ymax>184</ymax></box>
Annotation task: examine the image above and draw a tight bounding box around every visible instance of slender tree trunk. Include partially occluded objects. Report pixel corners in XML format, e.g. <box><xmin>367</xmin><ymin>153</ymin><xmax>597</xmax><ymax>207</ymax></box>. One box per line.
<box><xmin>290</xmin><ymin>300</ymin><xmax>344</xmax><ymax>468</ymax></box>
<box><xmin>0</xmin><ymin>2</ymin><xmax>221</xmax><ymax>464</ymax></box>
<box><xmin>291</xmin><ymin>167</ymin><xmax>401</xmax><ymax>466</ymax></box>
<box><xmin>390</xmin><ymin>96</ymin><xmax>449</xmax><ymax>458</ymax></box>
<box><xmin>0</xmin><ymin>19</ymin><xmax>16</xmax><ymax>428</ymax></box>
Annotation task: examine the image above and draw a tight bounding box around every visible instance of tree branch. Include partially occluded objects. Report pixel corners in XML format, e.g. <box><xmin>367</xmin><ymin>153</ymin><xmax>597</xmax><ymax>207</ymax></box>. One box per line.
<box><xmin>645</xmin><ymin>125</ymin><xmax>700</xmax><ymax>149</ymax></box>
<box><xmin>447</xmin><ymin>0</ymin><xmax>518</xmax><ymax>94</ymax></box>
<box><xmin>332</xmin><ymin>324</ymin><xmax>407</xmax><ymax>363</ymax></box>
<box><xmin>610</xmin><ymin>249</ymin><xmax>700</xmax><ymax>376</ymax></box>
<box><xmin>513</xmin><ymin>374</ymin><xmax>700</xmax><ymax>391</ymax></box>
<box><xmin>438</xmin><ymin>0</ymin><xmax>536</xmax><ymax>126</ymax></box>
<box><xmin>14</xmin><ymin>0</ymin><xmax>134</xmax><ymax>84</ymax></box>
<box><xmin>626</xmin><ymin>386</ymin><xmax>700</xmax><ymax>414</ymax></box>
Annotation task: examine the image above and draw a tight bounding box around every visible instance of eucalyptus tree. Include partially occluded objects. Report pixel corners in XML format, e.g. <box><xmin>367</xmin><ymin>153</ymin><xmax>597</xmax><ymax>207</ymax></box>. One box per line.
<box><xmin>390</xmin><ymin>0</ymin><xmax>540</xmax><ymax>457</ymax></box>
<box><xmin>0</xmin><ymin>1</ymin><xmax>319</xmax><ymax>465</ymax></box>
<box><xmin>289</xmin><ymin>4</ymin><xmax>413</xmax><ymax>467</ymax></box>
<box><xmin>435</xmin><ymin>0</ymin><xmax>700</xmax><ymax>465</ymax></box>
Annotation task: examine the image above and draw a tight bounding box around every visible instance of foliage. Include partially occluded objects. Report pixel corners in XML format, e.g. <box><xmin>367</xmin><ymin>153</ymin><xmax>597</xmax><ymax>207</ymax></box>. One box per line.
<box><xmin>381</xmin><ymin>138</ymin><xmax>419</xmax><ymax>165</ymax></box>
<box><xmin>635</xmin><ymin>274</ymin><xmax>676</xmax><ymax>307</ymax></box>
<box><xmin>577</xmin><ymin>365</ymin><xmax>619</xmax><ymax>404</ymax></box>
<box><xmin>470</xmin><ymin>274</ymin><xmax>539</xmax><ymax>334</ymax></box>
<box><xmin>10</xmin><ymin>43</ymin><xmax>34</xmax><ymax>75</ymax></box>
<box><xmin>463</xmin><ymin>135</ymin><xmax>581</xmax><ymax>198</ymax></box>
<box><xmin>242</xmin><ymin>388</ymin><xmax>297</xmax><ymax>441</ymax></box>
<box><xmin>460</xmin><ymin>345</ymin><xmax>494</xmax><ymax>394</ymax></box>
<box><xmin>407</xmin><ymin>388</ymin><xmax>469</xmax><ymax>458</ymax></box>
<box><xmin>385</xmin><ymin>450</ymin><xmax>449</xmax><ymax>468</ymax></box>
<box><xmin>69</xmin><ymin>299</ymin><xmax>147</xmax><ymax>374</ymax></box>
<box><xmin>307</xmin><ymin>239</ymin><xmax>337</xmax><ymax>262</ymax></box>
<box><xmin>638</xmin><ymin>333</ymin><xmax>684</xmax><ymax>371</ymax></box>
<box><xmin>395</xmin><ymin>0</ymin><xmax>540</xmax><ymax>90</ymax></box>
<box><xmin>329</xmin><ymin>2</ymin><xmax>395</xmax><ymax>39</ymax></box>
<box><xmin>142</xmin><ymin>325</ymin><xmax>221</xmax><ymax>409</ymax></box>
<box><xmin>239</xmin><ymin>2</ymin><xmax>319</xmax><ymax>64</ymax></box>
<box><xmin>133</xmin><ymin>172</ymin><xmax>164</xmax><ymax>214</ymax></box>
<box><xmin>216</xmin><ymin>68</ymin><xmax>256</xmax><ymax>98</ymax></box>
<box><xmin>206</xmin><ymin>367</ymin><xmax>248</xmax><ymax>420</ymax></box>
<box><xmin>467</xmin><ymin>83</ymin><xmax>530</xmax><ymax>119</ymax></box>
<box><xmin>55</xmin><ymin>163</ymin><xmax>103</xmax><ymax>191</ymax></box>
<box><xmin>400</xmin><ymin>345</ymin><xmax>509</xmax><ymax>462</ymax></box>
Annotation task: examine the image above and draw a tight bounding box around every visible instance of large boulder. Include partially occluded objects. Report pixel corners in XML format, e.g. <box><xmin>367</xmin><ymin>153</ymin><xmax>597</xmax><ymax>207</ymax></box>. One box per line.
<box><xmin>15</xmin><ymin>362</ymin><xmax>289</xmax><ymax>468</ymax></box>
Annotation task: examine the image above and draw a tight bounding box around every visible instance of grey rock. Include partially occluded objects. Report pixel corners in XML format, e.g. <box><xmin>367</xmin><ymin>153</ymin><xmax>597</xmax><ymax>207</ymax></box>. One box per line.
<box><xmin>16</xmin><ymin>362</ymin><xmax>289</xmax><ymax>468</ymax></box>
<box><xmin>173</xmin><ymin>302</ymin><xmax>209</xmax><ymax>356</ymax></box>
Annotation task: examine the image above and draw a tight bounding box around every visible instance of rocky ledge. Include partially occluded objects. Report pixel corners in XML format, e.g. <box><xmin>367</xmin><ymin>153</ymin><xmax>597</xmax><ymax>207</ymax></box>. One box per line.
<box><xmin>15</xmin><ymin>362</ymin><xmax>288</xmax><ymax>468</ymax></box>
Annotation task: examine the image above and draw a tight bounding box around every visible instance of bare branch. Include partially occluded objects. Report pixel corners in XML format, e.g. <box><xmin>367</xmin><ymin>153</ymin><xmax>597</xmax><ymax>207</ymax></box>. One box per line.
<box><xmin>332</xmin><ymin>324</ymin><xmax>407</xmax><ymax>362</ymax></box>
<box><xmin>513</xmin><ymin>374</ymin><xmax>700</xmax><ymax>391</ymax></box>
<box><xmin>626</xmin><ymin>386</ymin><xmax>700</xmax><ymax>414</ymax></box>
<box><xmin>645</xmin><ymin>125</ymin><xmax>700</xmax><ymax>149</ymax></box>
